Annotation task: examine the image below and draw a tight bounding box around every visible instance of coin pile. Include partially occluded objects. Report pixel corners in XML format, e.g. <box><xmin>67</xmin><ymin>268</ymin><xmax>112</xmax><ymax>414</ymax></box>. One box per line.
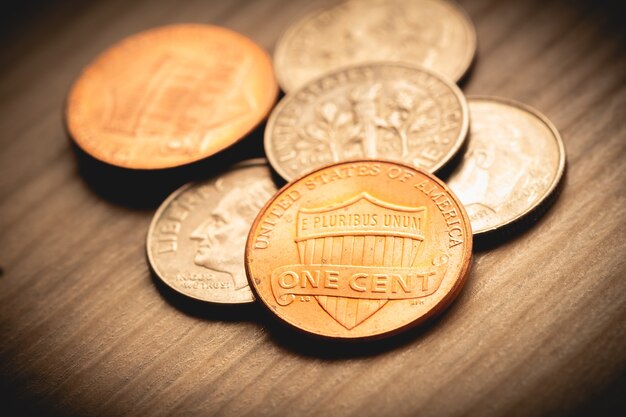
<box><xmin>66</xmin><ymin>0</ymin><xmax>566</xmax><ymax>340</ymax></box>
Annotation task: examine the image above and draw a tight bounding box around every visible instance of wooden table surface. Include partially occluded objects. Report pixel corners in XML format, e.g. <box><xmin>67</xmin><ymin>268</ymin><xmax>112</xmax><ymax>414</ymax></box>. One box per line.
<box><xmin>1</xmin><ymin>0</ymin><xmax>625</xmax><ymax>416</ymax></box>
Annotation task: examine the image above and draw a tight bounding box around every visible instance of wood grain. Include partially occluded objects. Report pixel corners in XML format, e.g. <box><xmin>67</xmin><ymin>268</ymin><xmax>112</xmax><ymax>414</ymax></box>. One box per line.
<box><xmin>1</xmin><ymin>0</ymin><xmax>625</xmax><ymax>416</ymax></box>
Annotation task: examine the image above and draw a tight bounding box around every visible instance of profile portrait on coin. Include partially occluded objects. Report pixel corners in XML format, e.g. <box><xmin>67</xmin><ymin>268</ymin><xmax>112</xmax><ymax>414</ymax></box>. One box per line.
<box><xmin>147</xmin><ymin>160</ymin><xmax>278</xmax><ymax>304</ymax></box>
<box><xmin>189</xmin><ymin>177</ymin><xmax>275</xmax><ymax>291</ymax></box>
<box><xmin>450</xmin><ymin>116</ymin><xmax>539</xmax><ymax>218</ymax></box>
<box><xmin>447</xmin><ymin>97</ymin><xmax>565</xmax><ymax>235</ymax></box>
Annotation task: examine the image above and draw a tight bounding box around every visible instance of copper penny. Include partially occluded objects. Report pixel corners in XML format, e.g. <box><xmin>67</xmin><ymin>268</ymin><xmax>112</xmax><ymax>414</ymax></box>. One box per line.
<box><xmin>66</xmin><ymin>24</ymin><xmax>278</xmax><ymax>169</ymax></box>
<box><xmin>265</xmin><ymin>63</ymin><xmax>469</xmax><ymax>181</ymax></box>
<box><xmin>274</xmin><ymin>0</ymin><xmax>476</xmax><ymax>92</ymax></box>
<box><xmin>447</xmin><ymin>97</ymin><xmax>566</xmax><ymax>235</ymax></box>
<box><xmin>245</xmin><ymin>160</ymin><xmax>472</xmax><ymax>339</ymax></box>
<box><xmin>147</xmin><ymin>159</ymin><xmax>277</xmax><ymax>303</ymax></box>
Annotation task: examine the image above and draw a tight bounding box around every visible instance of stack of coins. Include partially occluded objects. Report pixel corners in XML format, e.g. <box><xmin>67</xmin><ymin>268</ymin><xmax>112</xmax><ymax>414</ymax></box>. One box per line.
<box><xmin>66</xmin><ymin>0</ymin><xmax>566</xmax><ymax>340</ymax></box>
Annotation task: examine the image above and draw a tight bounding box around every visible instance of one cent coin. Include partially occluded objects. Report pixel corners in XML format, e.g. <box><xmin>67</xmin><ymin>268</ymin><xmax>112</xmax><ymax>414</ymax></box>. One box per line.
<box><xmin>274</xmin><ymin>0</ymin><xmax>476</xmax><ymax>92</ymax></box>
<box><xmin>147</xmin><ymin>159</ymin><xmax>277</xmax><ymax>303</ymax></box>
<box><xmin>245</xmin><ymin>160</ymin><xmax>472</xmax><ymax>339</ymax></box>
<box><xmin>447</xmin><ymin>97</ymin><xmax>566</xmax><ymax>235</ymax></box>
<box><xmin>265</xmin><ymin>63</ymin><xmax>469</xmax><ymax>181</ymax></box>
<box><xmin>66</xmin><ymin>24</ymin><xmax>278</xmax><ymax>169</ymax></box>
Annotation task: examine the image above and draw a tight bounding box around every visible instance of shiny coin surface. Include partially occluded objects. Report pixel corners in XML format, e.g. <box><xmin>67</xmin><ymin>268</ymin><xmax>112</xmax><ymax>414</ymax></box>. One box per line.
<box><xmin>265</xmin><ymin>63</ymin><xmax>468</xmax><ymax>181</ymax></box>
<box><xmin>246</xmin><ymin>160</ymin><xmax>472</xmax><ymax>339</ymax></box>
<box><xmin>147</xmin><ymin>160</ymin><xmax>277</xmax><ymax>303</ymax></box>
<box><xmin>67</xmin><ymin>24</ymin><xmax>277</xmax><ymax>169</ymax></box>
<box><xmin>274</xmin><ymin>0</ymin><xmax>476</xmax><ymax>92</ymax></box>
<box><xmin>447</xmin><ymin>97</ymin><xmax>566</xmax><ymax>235</ymax></box>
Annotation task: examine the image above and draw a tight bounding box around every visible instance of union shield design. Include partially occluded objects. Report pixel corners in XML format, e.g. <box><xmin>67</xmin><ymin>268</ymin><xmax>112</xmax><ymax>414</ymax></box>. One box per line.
<box><xmin>295</xmin><ymin>193</ymin><xmax>427</xmax><ymax>329</ymax></box>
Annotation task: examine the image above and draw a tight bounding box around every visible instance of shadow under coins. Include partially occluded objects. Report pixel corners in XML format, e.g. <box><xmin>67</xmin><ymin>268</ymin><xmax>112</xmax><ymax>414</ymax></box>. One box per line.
<box><xmin>149</xmin><ymin>268</ymin><xmax>261</xmax><ymax>323</ymax></box>
<box><xmin>456</xmin><ymin>51</ymin><xmax>476</xmax><ymax>91</ymax></box>
<box><xmin>257</xmin><ymin>291</ymin><xmax>467</xmax><ymax>360</ymax></box>
<box><xmin>149</xmin><ymin>257</ymin><xmax>473</xmax><ymax>360</ymax></box>
<box><xmin>435</xmin><ymin>125</ymin><xmax>470</xmax><ymax>180</ymax></box>
<box><xmin>71</xmin><ymin>121</ymin><xmax>268</xmax><ymax>210</ymax></box>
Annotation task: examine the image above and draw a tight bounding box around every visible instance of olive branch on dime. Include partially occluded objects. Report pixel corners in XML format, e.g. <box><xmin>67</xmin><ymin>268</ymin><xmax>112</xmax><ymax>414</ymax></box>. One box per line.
<box><xmin>297</xmin><ymin>101</ymin><xmax>361</xmax><ymax>162</ymax></box>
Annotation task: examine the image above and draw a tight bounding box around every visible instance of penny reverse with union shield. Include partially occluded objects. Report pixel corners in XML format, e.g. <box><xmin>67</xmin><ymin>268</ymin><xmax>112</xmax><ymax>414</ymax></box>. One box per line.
<box><xmin>147</xmin><ymin>160</ymin><xmax>277</xmax><ymax>303</ymax></box>
<box><xmin>66</xmin><ymin>24</ymin><xmax>278</xmax><ymax>169</ymax></box>
<box><xmin>265</xmin><ymin>63</ymin><xmax>469</xmax><ymax>182</ymax></box>
<box><xmin>245</xmin><ymin>160</ymin><xmax>472</xmax><ymax>339</ymax></box>
<box><xmin>447</xmin><ymin>97</ymin><xmax>566</xmax><ymax>235</ymax></box>
<box><xmin>274</xmin><ymin>0</ymin><xmax>476</xmax><ymax>92</ymax></box>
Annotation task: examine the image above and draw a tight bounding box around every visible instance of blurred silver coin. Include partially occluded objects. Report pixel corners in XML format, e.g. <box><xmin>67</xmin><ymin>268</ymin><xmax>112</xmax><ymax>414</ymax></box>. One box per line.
<box><xmin>274</xmin><ymin>0</ymin><xmax>476</xmax><ymax>92</ymax></box>
<box><xmin>447</xmin><ymin>97</ymin><xmax>566</xmax><ymax>235</ymax></box>
<box><xmin>147</xmin><ymin>160</ymin><xmax>277</xmax><ymax>303</ymax></box>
